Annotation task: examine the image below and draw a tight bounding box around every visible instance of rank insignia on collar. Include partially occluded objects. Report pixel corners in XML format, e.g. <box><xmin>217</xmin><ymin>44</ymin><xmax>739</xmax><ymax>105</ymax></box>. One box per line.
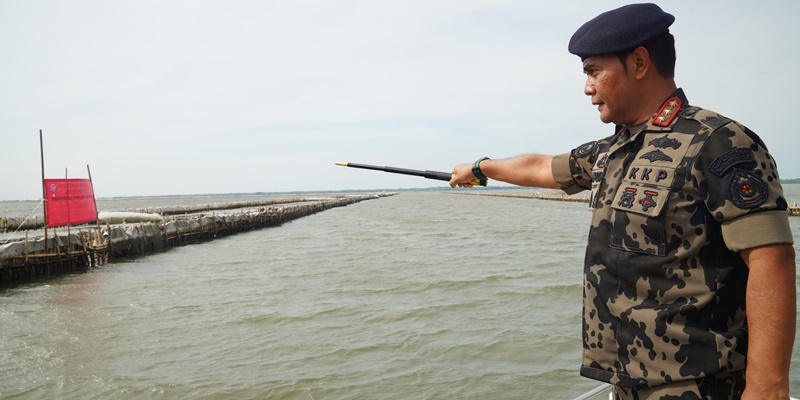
<box><xmin>652</xmin><ymin>97</ymin><xmax>682</xmax><ymax>127</ymax></box>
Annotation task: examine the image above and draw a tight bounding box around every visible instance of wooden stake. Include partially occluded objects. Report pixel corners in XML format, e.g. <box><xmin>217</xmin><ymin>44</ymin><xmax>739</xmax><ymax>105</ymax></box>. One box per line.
<box><xmin>40</xmin><ymin>129</ymin><xmax>48</xmax><ymax>253</ymax></box>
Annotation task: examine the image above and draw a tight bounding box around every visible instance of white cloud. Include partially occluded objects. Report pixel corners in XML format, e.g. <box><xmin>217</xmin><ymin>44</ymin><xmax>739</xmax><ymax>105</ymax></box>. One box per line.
<box><xmin>1</xmin><ymin>0</ymin><xmax>798</xmax><ymax>200</ymax></box>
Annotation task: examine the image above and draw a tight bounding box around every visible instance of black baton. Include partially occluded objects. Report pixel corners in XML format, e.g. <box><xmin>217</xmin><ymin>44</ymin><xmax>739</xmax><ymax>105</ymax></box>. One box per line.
<box><xmin>335</xmin><ymin>162</ymin><xmax>487</xmax><ymax>187</ymax></box>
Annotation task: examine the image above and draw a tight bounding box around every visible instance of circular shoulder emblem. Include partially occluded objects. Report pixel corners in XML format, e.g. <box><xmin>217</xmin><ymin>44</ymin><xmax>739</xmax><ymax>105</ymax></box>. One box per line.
<box><xmin>729</xmin><ymin>170</ymin><xmax>767</xmax><ymax>209</ymax></box>
<box><xmin>572</xmin><ymin>141</ymin><xmax>597</xmax><ymax>159</ymax></box>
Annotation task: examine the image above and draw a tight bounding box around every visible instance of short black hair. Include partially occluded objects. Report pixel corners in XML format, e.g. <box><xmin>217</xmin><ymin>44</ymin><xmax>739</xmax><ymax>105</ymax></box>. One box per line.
<box><xmin>615</xmin><ymin>31</ymin><xmax>676</xmax><ymax>78</ymax></box>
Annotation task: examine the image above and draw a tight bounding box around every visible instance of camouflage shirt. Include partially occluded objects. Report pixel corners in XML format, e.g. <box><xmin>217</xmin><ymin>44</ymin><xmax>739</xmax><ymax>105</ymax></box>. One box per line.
<box><xmin>551</xmin><ymin>89</ymin><xmax>794</xmax><ymax>389</ymax></box>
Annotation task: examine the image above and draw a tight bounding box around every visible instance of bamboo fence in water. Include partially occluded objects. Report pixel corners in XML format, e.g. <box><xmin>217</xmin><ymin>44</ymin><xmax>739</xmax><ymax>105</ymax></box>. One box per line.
<box><xmin>0</xmin><ymin>194</ymin><xmax>393</xmax><ymax>285</ymax></box>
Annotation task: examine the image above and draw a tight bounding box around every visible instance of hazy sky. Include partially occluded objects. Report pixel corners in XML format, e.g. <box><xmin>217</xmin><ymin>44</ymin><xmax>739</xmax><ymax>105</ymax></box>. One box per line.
<box><xmin>2</xmin><ymin>0</ymin><xmax>798</xmax><ymax>200</ymax></box>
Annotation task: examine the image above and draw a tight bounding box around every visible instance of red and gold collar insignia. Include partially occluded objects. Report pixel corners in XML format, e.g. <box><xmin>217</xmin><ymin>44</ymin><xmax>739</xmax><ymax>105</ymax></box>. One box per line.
<box><xmin>652</xmin><ymin>97</ymin><xmax>682</xmax><ymax>127</ymax></box>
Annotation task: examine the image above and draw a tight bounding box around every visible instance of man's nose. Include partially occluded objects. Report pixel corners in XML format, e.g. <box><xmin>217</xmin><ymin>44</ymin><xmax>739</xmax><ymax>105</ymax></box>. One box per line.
<box><xmin>584</xmin><ymin>79</ymin><xmax>595</xmax><ymax>96</ymax></box>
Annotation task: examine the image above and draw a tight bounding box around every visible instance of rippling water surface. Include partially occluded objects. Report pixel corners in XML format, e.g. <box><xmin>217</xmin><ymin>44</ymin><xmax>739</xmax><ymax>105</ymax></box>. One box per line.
<box><xmin>2</xmin><ymin>189</ymin><xmax>799</xmax><ymax>399</ymax></box>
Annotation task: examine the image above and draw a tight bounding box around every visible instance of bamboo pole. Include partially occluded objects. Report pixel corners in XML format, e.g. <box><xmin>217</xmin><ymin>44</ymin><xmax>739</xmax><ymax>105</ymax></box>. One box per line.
<box><xmin>40</xmin><ymin>129</ymin><xmax>48</xmax><ymax>254</ymax></box>
<box><xmin>53</xmin><ymin>226</ymin><xmax>59</xmax><ymax>277</ymax></box>
<box><xmin>87</xmin><ymin>165</ymin><xmax>102</xmax><ymax>246</ymax></box>
<box><xmin>80</xmin><ymin>229</ymin><xmax>89</xmax><ymax>266</ymax></box>
<box><xmin>24</xmin><ymin>231</ymin><xmax>29</xmax><ymax>266</ymax></box>
<box><xmin>66</xmin><ymin>168</ymin><xmax>72</xmax><ymax>256</ymax></box>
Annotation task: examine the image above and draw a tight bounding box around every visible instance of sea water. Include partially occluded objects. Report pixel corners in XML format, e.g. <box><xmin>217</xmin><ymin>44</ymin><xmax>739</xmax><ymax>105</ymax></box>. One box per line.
<box><xmin>1</xmin><ymin>188</ymin><xmax>799</xmax><ymax>399</ymax></box>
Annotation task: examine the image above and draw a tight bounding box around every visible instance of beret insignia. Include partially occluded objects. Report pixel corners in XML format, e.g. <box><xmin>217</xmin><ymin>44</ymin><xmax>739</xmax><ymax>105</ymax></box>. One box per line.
<box><xmin>572</xmin><ymin>141</ymin><xmax>598</xmax><ymax>159</ymax></box>
<box><xmin>652</xmin><ymin>98</ymin><xmax>682</xmax><ymax>127</ymax></box>
<box><xmin>729</xmin><ymin>170</ymin><xmax>767</xmax><ymax>209</ymax></box>
<box><xmin>709</xmin><ymin>148</ymin><xmax>754</xmax><ymax>177</ymax></box>
<box><xmin>648</xmin><ymin>135</ymin><xmax>681</xmax><ymax>150</ymax></box>
<box><xmin>640</xmin><ymin>150</ymin><xmax>673</xmax><ymax>163</ymax></box>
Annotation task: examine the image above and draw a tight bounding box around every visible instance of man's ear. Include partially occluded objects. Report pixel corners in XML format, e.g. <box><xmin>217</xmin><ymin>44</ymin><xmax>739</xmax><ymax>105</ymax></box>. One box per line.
<box><xmin>631</xmin><ymin>46</ymin><xmax>650</xmax><ymax>80</ymax></box>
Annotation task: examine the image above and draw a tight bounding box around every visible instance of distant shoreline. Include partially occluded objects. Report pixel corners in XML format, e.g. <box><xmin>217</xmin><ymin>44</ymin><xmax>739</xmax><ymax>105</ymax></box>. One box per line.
<box><xmin>2</xmin><ymin>181</ymin><xmax>799</xmax><ymax>203</ymax></box>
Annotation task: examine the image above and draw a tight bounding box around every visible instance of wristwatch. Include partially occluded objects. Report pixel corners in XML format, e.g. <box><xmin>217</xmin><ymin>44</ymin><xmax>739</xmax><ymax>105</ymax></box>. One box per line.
<box><xmin>472</xmin><ymin>157</ymin><xmax>490</xmax><ymax>180</ymax></box>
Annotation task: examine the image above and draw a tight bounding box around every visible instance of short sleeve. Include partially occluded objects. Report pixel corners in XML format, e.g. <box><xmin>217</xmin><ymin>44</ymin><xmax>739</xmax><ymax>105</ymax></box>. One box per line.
<box><xmin>552</xmin><ymin>141</ymin><xmax>600</xmax><ymax>195</ymax></box>
<box><xmin>693</xmin><ymin>122</ymin><xmax>793</xmax><ymax>251</ymax></box>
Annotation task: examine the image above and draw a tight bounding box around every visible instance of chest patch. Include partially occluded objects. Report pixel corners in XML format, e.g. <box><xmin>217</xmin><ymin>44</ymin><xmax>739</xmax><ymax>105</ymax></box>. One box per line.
<box><xmin>589</xmin><ymin>152</ymin><xmax>610</xmax><ymax>210</ymax></box>
<box><xmin>596</xmin><ymin>153</ymin><xmax>609</xmax><ymax>169</ymax></box>
<box><xmin>648</xmin><ymin>136</ymin><xmax>681</xmax><ymax>149</ymax></box>
<box><xmin>611</xmin><ymin>184</ymin><xmax>668</xmax><ymax>217</ymax></box>
<box><xmin>640</xmin><ymin>150</ymin><xmax>673</xmax><ymax>163</ymax></box>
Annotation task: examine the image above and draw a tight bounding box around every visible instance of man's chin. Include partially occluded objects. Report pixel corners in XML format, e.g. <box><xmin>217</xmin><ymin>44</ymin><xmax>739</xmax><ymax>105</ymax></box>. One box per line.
<box><xmin>598</xmin><ymin>114</ymin><xmax>614</xmax><ymax>124</ymax></box>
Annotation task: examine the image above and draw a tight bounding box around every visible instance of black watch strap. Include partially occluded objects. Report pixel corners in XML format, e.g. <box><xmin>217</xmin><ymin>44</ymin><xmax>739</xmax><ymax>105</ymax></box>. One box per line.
<box><xmin>472</xmin><ymin>157</ymin><xmax>490</xmax><ymax>181</ymax></box>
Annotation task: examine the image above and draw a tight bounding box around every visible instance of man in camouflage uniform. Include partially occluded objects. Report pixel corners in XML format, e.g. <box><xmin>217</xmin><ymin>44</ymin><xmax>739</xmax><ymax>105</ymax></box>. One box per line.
<box><xmin>450</xmin><ymin>4</ymin><xmax>796</xmax><ymax>399</ymax></box>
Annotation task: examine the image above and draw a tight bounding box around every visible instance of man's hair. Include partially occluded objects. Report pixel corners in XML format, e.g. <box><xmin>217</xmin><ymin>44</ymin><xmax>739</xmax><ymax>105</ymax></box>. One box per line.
<box><xmin>615</xmin><ymin>31</ymin><xmax>676</xmax><ymax>78</ymax></box>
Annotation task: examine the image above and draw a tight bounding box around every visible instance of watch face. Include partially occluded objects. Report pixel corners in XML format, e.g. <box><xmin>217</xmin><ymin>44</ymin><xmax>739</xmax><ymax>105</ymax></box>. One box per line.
<box><xmin>472</xmin><ymin>158</ymin><xmax>489</xmax><ymax>179</ymax></box>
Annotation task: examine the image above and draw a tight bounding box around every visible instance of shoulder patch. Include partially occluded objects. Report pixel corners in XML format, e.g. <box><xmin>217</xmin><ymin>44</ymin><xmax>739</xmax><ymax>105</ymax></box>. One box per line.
<box><xmin>729</xmin><ymin>170</ymin><xmax>767</xmax><ymax>209</ymax></box>
<box><xmin>709</xmin><ymin>148</ymin><xmax>754</xmax><ymax>177</ymax></box>
<box><xmin>572</xmin><ymin>141</ymin><xmax>598</xmax><ymax>159</ymax></box>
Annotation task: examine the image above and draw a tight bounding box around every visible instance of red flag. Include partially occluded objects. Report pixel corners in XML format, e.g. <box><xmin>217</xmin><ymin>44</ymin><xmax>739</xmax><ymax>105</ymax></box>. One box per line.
<box><xmin>43</xmin><ymin>178</ymin><xmax>98</xmax><ymax>227</ymax></box>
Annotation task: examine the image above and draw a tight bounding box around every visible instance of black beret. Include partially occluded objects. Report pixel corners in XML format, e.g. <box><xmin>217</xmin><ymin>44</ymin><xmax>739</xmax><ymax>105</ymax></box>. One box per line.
<box><xmin>568</xmin><ymin>3</ymin><xmax>674</xmax><ymax>59</ymax></box>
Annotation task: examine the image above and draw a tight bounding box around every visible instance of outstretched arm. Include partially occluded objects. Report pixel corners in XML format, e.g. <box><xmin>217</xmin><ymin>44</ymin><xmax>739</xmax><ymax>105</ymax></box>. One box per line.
<box><xmin>740</xmin><ymin>243</ymin><xmax>796</xmax><ymax>400</ymax></box>
<box><xmin>449</xmin><ymin>155</ymin><xmax>559</xmax><ymax>189</ymax></box>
